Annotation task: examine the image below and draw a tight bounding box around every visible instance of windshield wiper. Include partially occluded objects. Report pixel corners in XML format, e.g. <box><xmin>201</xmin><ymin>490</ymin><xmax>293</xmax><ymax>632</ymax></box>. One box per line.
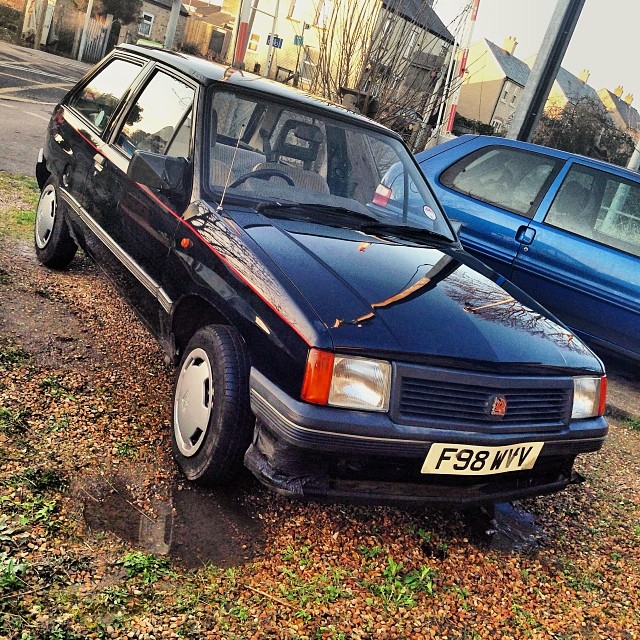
<box><xmin>255</xmin><ymin>201</ymin><xmax>379</xmax><ymax>224</ymax></box>
<box><xmin>255</xmin><ymin>201</ymin><xmax>454</xmax><ymax>244</ymax></box>
<box><xmin>362</xmin><ymin>222</ymin><xmax>455</xmax><ymax>245</ymax></box>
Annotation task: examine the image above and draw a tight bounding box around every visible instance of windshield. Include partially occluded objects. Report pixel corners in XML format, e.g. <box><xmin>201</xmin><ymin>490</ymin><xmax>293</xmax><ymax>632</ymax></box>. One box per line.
<box><xmin>205</xmin><ymin>87</ymin><xmax>453</xmax><ymax>239</ymax></box>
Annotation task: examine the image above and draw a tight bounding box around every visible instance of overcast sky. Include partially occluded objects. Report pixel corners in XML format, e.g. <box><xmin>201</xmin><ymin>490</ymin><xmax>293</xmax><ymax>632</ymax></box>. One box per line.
<box><xmin>435</xmin><ymin>0</ymin><xmax>640</xmax><ymax>105</ymax></box>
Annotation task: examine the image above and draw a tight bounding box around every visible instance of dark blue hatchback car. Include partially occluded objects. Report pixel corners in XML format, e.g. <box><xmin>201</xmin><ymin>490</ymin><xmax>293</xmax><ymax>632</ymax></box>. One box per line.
<box><xmin>34</xmin><ymin>48</ymin><xmax>608</xmax><ymax>506</ymax></box>
<box><xmin>416</xmin><ymin>136</ymin><xmax>640</xmax><ymax>363</ymax></box>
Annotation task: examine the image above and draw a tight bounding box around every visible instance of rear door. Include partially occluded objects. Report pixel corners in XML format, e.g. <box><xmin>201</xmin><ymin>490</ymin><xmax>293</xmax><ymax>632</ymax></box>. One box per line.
<box><xmin>81</xmin><ymin>66</ymin><xmax>197</xmax><ymax>334</ymax></box>
<box><xmin>433</xmin><ymin>143</ymin><xmax>563</xmax><ymax>276</ymax></box>
<box><xmin>510</xmin><ymin>161</ymin><xmax>640</xmax><ymax>360</ymax></box>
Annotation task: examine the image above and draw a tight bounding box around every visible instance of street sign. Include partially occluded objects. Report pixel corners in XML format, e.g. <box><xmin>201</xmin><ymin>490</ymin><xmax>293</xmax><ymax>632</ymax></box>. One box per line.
<box><xmin>294</xmin><ymin>35</ymin><xmax>303</xmax><ymax>46</ymax></box>
<box><xmin>266</xmin><ymin>35</ymin><xmax>283</xmax><ymax>49</ymax></box>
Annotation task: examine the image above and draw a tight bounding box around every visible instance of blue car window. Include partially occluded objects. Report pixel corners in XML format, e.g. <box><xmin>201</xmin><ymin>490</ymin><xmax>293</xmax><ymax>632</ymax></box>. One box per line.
<box><xmin>441</xmin><ymin>146</ymin><xmax>561</xmax><ymax>218</ymax></box>
<box><xmin>546</xmin><ymin>165</ymin><xmax>640</xmax><ymax>257</ymax></box>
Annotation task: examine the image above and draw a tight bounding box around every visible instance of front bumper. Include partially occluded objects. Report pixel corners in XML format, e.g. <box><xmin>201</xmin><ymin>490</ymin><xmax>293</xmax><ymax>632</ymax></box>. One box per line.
<box><xmin>246</xmin><ymin>369</ymin><xmax>608</xmax><ymax>506</ymax></box>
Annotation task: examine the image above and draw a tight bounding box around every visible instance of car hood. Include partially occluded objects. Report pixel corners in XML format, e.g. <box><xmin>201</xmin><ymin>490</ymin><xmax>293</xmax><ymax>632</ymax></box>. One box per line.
<box><xmin>235</xmin><ymin>214</ymin><xmax>600</xmax><ymax>372</ymax></box>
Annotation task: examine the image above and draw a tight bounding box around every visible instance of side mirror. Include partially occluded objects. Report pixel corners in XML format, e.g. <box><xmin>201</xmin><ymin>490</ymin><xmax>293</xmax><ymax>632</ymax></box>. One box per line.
<box><xmin>128</xmin><ymin>149</ymin><xmax>188</xmax><ymax>197</ymax></box>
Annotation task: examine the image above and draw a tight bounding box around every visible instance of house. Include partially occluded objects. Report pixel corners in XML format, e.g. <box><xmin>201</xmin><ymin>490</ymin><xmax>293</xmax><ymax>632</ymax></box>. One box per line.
<box><xmin>523</xmin><ymin>57</ymin><xmax>602</xmax><ymax>114</ymax></box>
<box><xmin>598</xmin><ymin>86</ymin><xmax>640</xmax><ymax>143</ymax></box>
<box><xmin>456</xmin><ymin>36</ymin><xmax>530</xmax><ymax>134</ymax></box>
<box><xmin>116</xmin><ymin>0</ymin><xmax>189</xmax><ymax>48</ymax></box>
<box><xmin>233</xmin><ymin>0</ymin><xmax>453</xmax><ymax>123</ymax></box>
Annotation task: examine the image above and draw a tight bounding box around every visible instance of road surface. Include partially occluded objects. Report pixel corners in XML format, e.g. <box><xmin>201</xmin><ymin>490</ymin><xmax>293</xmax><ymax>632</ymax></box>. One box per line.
<box><xmin>0</xmin><ymin>41</ymin><xmax>90</xmax><ymax>175</ymax></box>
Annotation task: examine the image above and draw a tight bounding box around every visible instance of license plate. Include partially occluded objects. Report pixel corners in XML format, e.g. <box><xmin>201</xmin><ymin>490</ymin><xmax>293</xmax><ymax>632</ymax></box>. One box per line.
<box><xmin>421</xmin><ymin>442</ymin><xmax>544</xmax><ymax>476</ymax></box>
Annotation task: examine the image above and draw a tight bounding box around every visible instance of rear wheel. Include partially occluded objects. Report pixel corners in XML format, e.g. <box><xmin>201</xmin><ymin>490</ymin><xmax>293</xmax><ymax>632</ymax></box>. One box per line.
<box><xmin>171</xmin><ymin>324</ymin><xmax>254</xmax><ymax>484</ymax></box>
<box><xmin>34</xmin><ymin>178</ymin><xmax>77</xmax><ymax>269</ymax></box>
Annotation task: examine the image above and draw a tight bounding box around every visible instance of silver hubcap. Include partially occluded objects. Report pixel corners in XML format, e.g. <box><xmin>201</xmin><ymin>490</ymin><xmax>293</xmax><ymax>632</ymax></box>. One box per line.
<box><xmin>174</xmin><ymin>348</ymin><xmax>214</xmax><ymax>457</ymax></box>
<box><xmin>35</xmin><ymin>185</ymin><xmax>57</xmax><ymax>249</ymax></box>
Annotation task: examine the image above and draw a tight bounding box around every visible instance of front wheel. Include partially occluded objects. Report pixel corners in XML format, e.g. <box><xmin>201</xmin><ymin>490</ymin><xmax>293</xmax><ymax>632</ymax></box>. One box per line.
<box><xmin>171</xmin><ymin>325</ymin><xmax>254</xmax><ymax>484</ymax></box>
<box><xmin>34</xmin><ymin>178</ymin><xmax>77</xmax><ymax>269</ymax></box>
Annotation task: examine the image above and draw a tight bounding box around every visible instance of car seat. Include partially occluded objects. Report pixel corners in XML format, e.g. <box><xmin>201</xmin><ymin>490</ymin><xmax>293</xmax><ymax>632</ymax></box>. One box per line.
<box><xmin>252</xmin><ymin>120</ymin><xmax>330</xmax><ymax>193</ymax></box>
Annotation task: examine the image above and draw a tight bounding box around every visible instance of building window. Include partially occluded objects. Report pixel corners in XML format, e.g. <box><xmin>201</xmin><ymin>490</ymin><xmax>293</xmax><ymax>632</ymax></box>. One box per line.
<box><xmin>247</xmin><ymin>33</ymin><xmax>260</xmax><ymax>52</ymax></box>
<box><xmin>315</xmin><ymin>0</ymin><xmax>334</xmax><ymax>27</ymax></box>
<box><xmin>491</xmin><ymin>119</ymin><xmax>503</xmax><ymax>133</ymax></box>
<box><xmin>405</xmin><ymin>29</ymin><xmax>419</xmax><ymax>59</ymax></box>
<box><xmin>300</xmin><ymin>46</ymin><xmax>318</xmax><ymax>85</ymax></box>
<box><xmin>510</xmin><ymin>86</ymin><xmax>519</xmax><ymax>106</ymax></box>
<box><xmin>138</xmin><ymin>12</ymin><xmax>154</xmax><ymax>37</ymax></box>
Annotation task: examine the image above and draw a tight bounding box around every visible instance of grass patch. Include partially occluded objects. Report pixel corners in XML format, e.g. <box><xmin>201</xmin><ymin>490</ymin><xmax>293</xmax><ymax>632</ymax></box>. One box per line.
<box><xmin>625</xmin><ymin>417</ymin><xmax>640</xmax><ymax>431</ymax></box>
<box><xmin>0</xmin><ymin>173</ymin><xmax>39</xmax><ymax>240</ymax></box>
<box><xmin>0</xmin><ymin>344</ymin><xmax>30</xmax><ymax>369</ymax></box>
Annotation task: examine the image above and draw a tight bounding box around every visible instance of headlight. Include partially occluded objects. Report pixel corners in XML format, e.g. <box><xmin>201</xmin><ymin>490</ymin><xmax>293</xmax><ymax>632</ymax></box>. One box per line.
<box><xmin>572</xmin><ymin>376</ymin><xmax>607</xmax><ymax>419</ymax></box>
<box><xmin>301</xmin><ymin>349</ymin><xmax>391</xmax><ymax>412</ymax></box>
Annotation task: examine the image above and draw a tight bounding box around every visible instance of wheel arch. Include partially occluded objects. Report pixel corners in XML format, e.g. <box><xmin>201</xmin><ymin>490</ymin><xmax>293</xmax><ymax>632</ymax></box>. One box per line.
<box><xmin>170</xmin><ymin>294</ymin><xmax>234</xmax><ymax>363</ymax></box>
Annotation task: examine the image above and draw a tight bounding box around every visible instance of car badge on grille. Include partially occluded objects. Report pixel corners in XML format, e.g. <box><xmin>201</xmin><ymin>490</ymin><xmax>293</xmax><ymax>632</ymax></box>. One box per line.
<box><xmin>487</xmin><ymin>395</ymin><xmax>507</xmax><ymax>418</ymax></box>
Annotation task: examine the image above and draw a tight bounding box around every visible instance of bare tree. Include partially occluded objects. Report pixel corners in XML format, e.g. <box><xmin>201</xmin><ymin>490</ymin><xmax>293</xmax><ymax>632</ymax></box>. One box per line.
<box><xmin>533</xmin><ymin>96</ymin><xmax>635</xmax><ymax>167</ymax></box>
<box><xmin>309</xmin><ymin>0</ymin><xmax>466</xmax><ymax>143</ymax></box>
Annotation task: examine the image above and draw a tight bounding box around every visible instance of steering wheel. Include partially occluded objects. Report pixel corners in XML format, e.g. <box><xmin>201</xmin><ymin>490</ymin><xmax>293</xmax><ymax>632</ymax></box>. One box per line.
<box><xmin>228</xmin><ymin>168</ymin><xmax>295</xmax><ymax>189</ymax></box>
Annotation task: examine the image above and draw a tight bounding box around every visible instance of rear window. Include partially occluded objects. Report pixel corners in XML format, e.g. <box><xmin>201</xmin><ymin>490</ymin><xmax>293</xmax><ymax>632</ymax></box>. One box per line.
<box><xmin>441</xmin><ymin>145</ymin><xmax>562</xmax><ymax>218</ymax></box>
<box><xmin>67</xmin><ymin>58</ymin><xmax>142</xmax><ymax>133</ymax></box>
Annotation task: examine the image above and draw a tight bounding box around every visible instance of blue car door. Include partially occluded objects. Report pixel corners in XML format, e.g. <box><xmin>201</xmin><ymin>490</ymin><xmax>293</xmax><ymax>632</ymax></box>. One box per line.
<box><xmin>432</xmin><ymin>143</ymin><xmax>564</xmax><ymax>276</ymax></box>
<box><xmin>509</xmin><ymin>160</ymin><xmax>640</xmax><ymax>360</ymax></box>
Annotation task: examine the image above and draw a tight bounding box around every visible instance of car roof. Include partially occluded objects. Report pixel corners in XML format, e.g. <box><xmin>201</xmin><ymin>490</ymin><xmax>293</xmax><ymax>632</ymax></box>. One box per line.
<box><xmin>420</xmin><ymin>134</ymin><xmax>640</xmax><ymax>181</ymax></box>
<box><xmin>117</xmin><ymin>44</ymin><xmax>391</xmax><ymax>134</ymax></box>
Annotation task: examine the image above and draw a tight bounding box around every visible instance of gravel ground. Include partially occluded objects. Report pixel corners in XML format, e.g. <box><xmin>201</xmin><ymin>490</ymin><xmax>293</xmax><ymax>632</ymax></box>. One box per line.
<box><xmin>1</xmin><ymin>175</ymin><xmax>639</xmax><ymax>639</ymax></box>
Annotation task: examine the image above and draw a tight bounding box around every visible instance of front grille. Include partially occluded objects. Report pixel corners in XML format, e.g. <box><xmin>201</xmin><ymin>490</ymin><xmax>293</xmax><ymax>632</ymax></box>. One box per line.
<box><xmin>393</xmin><ymin>365</ymin><xmax>573</xmax><ymax>433</ymax></box>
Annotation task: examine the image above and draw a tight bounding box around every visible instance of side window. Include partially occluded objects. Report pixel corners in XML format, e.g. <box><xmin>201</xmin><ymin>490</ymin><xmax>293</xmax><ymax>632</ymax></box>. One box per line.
<box><xmin>115</xmin><ymin>71</ymin><xmax>195</xmax><ymax>158</ymax></box>
<box><xmin>545</xmin><ymin>165</ymin><xmax>640</xmax><ymax>257</ymax></box>
<box><xmin>441</xmin><ymin>146</ymin><xmax>561</xmax><ymax>218</ymax></box>
<box><xmin>67</xmin><ymin>58</ymin><xmax>142</xmax><ymax>133</ymax></box>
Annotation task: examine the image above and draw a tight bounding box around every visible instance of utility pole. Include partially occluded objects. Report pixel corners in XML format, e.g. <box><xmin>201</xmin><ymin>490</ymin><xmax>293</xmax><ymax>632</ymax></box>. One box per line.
<box><xmin>444</xmin><ymin>0</ymin><xmax>480</xmax><ymax>134</ymax></box>
<box><xmin>506</xmin><ymin>0</ymin><xmax>585</xmax><ymax>142</ymax></box>
<box><xmin>164</xmin><ymin>0</ymin><xmax>182</xmax><ymax>49</ymax></box>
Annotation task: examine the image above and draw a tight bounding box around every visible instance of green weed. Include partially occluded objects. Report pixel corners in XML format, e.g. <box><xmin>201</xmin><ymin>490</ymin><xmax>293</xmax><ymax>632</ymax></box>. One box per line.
<box><xmin>119</xmin><ymin>552</ymin><xmax>177</xmax><ymax>584</ymax></box>
<box><xmin>0</xmin><ymin>407</ymin><xmax>29</xmax><ymax>434</ymax></box>
<box><xmin>357</xmin><ymin>544</ymin><xmax>383</xmax><ymax>559</ymax></box>
<box><xmin>114</xmin><ymin>438</ymin><xmax>137</xmax><ymax>458</ymax></box>
<box><xmin>0</xmin><ymin>551</ymin><xmax>27</xmax><ymax>592</ymax></box>
<box><xmin>39</xmin><ymin>375</ymin><xmax>75</xmax><ymax>400</ymax></box>
<box><xmin>0</xmin><ymin>345</ymin><xmax>29</xmax><ymax>369</ymax></box>
<box><xmin>365</xmin><ymin>556</ymin><xmax>436</xmax><ymax>608</ymax></box>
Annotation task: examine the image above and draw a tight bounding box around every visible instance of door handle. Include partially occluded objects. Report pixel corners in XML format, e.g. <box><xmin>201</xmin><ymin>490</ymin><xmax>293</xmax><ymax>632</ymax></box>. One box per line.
<box><xmin>515</xmin><ymin>225</ymin><xmax>536</xmax><ymax>245</ymax></box>
<box><xmin>93</xmin><ymin>153</ymin><xmax>106</xmax><ymax>172</ymax></box>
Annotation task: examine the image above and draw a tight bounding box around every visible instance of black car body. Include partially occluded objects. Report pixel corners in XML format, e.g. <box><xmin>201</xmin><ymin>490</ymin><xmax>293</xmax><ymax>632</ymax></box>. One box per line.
<box><xmin>35</xmin><ymin>45</ymin><xmax>607</xmax><ymax>506</ymax></box>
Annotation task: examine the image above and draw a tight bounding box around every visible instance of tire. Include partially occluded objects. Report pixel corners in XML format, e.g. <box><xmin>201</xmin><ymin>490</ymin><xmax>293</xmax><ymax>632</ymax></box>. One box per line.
<box><xmin>171</xmin><ymin>324</ymin><xmax>254</xmax><ymax>484</ymax></box>
<box><xmin>34</xmin><ymin>178</ymin><xmax>78</xmax><ymax>269</ymax></box>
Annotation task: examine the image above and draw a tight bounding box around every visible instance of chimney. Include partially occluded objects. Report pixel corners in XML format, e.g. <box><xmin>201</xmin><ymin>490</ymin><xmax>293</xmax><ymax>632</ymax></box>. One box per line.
<box><xmin>624</xmin><ymin>93</ymin><xmax>634</xmax><ymax>105</ymax></box>
<box><xmin>614</xmin><ymin>85</ymin><xmax>624</xmax><ymax>97</ymax></box>
<box><xmin>578</xmin><ymin>69</ymin><xmax>590</xmax><ymax>84</ymax></box>
<box><xmin>502</xmin><ymin>36</ymin><xmax>517</xmax><ymax>56</ymax></box>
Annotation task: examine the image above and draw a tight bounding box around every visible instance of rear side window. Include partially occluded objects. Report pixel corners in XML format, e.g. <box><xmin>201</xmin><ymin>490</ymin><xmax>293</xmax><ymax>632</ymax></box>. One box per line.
<box><xmin>441</xmin><ymin>145</ymin><xmax>562</xmax><ymax>218</ymax></box>
<box><xmin>545</xmin><ymin>164</ymin><xmax>640</xmax><ymax>257</ymax></box>
<box><xmin>67</xmin><ymin>58</ymin><xmax>142</xmax><ymax>133</ymax></box>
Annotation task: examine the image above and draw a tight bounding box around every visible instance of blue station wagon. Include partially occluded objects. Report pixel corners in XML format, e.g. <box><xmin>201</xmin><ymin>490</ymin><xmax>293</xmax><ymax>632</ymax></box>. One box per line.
<box><xmin>34</xmin><ymin>47</ymin><xmax>608</xmax><ymax>506</ymax></box>
<box><xmin>416</xmin><ymin>135</ymin><xmax>640</xmax><ymax>363</ymax></box>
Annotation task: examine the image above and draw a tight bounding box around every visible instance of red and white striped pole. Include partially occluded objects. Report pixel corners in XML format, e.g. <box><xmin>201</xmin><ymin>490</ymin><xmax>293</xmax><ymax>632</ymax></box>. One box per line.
<box><xmin>445</xmin><ymin>0</ymin><xmax>480</xmax><ymax>133</ymax></box>
<box><xmin>234</xmin><ymin>0</ymin><xmax>252</xmax><ymax>64</ymax></box>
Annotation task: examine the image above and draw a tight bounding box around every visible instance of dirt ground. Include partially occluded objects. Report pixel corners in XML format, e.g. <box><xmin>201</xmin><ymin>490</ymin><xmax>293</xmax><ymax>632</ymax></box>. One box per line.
<box><xmin>1</xmin><ymin>190</ymin><xmax>640</xmax><ymax>638</ymax></box>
